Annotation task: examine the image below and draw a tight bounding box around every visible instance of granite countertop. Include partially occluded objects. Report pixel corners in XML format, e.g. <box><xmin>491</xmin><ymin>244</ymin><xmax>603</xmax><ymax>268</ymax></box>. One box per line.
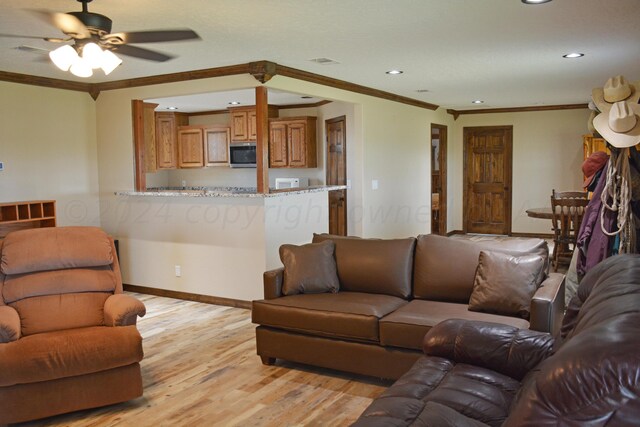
<box><xmin>115</xmin><ymin>185</ymin><xmax>347</xmax><ymax>198</ymax></box>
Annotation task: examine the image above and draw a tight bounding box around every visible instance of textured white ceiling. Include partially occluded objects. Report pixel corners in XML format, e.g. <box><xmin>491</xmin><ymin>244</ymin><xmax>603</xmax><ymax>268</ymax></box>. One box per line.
<box><xmin>1</xmin><ymin>0</ymin><xmax>639</xmax><ymax>110</ymax></box>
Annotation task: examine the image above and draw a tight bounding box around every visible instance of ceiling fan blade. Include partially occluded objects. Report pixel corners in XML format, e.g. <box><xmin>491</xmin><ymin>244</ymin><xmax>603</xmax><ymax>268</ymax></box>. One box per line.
<box><xmin>113</xmin><ymin>44</ymin><xmax>174</xmax><ymax>62</ymax></box>
<box><xmin>0</xmin><ymin>33</ymin><xmax>68</xmax><ymax>42</ymax></box>
<box><xmin>31</xmin><ymin>10</ymin><xmax>91</xmax><ymax>39</ymax></box>
<box><xmin>106</xmin><ymin>29</ymin><xmax>200</xmax><ymax>44</ymax></box>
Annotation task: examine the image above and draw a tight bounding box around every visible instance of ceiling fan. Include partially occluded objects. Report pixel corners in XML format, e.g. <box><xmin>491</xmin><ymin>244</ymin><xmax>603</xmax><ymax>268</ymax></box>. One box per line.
<box><xmin>3</xmin><ymin>0</ymin><xmax>200</xmax><ymax>77</ymax></box>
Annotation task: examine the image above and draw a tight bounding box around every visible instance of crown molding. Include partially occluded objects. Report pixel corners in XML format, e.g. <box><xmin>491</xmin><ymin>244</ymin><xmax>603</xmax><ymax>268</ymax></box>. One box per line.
<box><xmin>447</xmin><ymin>103</ymin><xmax>588</xmax><ymax>119</ymax></box>
<box><xmin>0</xmin><ymin>70</ymin><xmax>92</xmax><ymax>94</ymax></box>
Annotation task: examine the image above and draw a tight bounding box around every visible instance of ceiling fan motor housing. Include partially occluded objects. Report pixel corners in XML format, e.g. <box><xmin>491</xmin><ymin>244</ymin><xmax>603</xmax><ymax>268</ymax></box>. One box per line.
<box><xmin>68</xmin><ymin>11</ymin><xmax>112</xmax><ymax>36</ymax></box>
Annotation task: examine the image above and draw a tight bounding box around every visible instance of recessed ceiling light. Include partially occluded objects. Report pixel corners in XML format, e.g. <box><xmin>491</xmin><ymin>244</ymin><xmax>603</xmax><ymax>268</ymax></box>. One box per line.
<box><xmin>416</xmin><ymin>89</ymin><xmax>430</xmax><ymax>93</ymax></box>
<box><xmin>521</xmin><ymin>0</ymin><xmax>552</xmax><ymax>4</ymax></box>
<box><xmin>563</xmin><ymin>52</ymin><xmax>584</xmax><ymax>58</ymax></box>
<box><xmin>472</xmin><ymin>100</ymin><xmax>484</xmax><ymax>104</ymax></box>
<box><xmin>301</xmin><ymin>96</ymin><xmax>313</xmax><ymax>99</ymax></box>
<box><xmin>228</xmin><ymin>101</ymin><xmax>241</xmax><ymax>105</ymax></box>
<box><xmin>386</xmin><ymin>70</ymin><xmax>403</xmax><ymax>75</ymax></box>
<box><xmin>166</xmin><ymin>106</ymin><xmax>178</xmax><ymax>110</ymax></box>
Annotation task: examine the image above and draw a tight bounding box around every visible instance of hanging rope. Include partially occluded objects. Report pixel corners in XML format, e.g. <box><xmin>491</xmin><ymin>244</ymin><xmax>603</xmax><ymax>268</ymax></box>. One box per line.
<box><xmin>600</xmin><ymin>147</ymin><xmax>636</xmax><ymax>253</ymax></box>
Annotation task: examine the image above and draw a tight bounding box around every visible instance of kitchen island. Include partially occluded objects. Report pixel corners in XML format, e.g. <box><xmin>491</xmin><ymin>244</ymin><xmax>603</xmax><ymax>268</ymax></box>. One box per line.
<box><xmin>108</xmin><ymin>185</ymin><xmax>344</xmax><ymax>303</ymax></box>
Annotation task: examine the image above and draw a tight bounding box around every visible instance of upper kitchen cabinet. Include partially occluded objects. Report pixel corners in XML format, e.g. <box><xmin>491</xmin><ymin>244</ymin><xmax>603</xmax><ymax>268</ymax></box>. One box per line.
<box><xmin>229</xmin><ymin>105</ymin><xmax>278</xmax><ymax>142</ymax></box>
<box><xmin>177</xmin><ymin>126</ymin><xmax>205</xmax><ymax>168</ymax></box>
<box><xmin>204</xmin><ymin>126</ymin><xmax>231</xmax><ymax>167</ymax></box>
<box><xmin>156</xmin><ymin>112</ymin><xmax>188</xmax><ymax>169</ymax></box>
<box><xmin>269</xmin><ymin>117</ymin><xmax>317</xmax><ymax>168</ymax></box>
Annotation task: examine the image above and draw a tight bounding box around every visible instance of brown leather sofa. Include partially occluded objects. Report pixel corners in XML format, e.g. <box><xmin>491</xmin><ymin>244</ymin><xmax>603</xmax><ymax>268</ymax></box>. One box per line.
<box><xmin>252</xmin><ymin>234</ymin><xmax>565</xmax><ymax>380</ymax></box>
<box><xmin>352</xmin><ymin>253</ymin><xmax>640</xmax><ymax>426</ymax></box>
<box><xmin>0</xmin><ymin>226</ymin><xmax>146</xmax><ymax>425</ymax></box>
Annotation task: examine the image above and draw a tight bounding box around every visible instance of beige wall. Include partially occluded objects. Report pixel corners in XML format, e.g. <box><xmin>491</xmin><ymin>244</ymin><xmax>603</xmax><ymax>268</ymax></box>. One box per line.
<box><xmin>448</xmin><ymin>108</ymin><xmax>591</xmax><ymax>234</ymax></box>
<box><xmin>0</xmin><ymin>82</ymin><xmax>100</xmax><ymax>226</ymax></box>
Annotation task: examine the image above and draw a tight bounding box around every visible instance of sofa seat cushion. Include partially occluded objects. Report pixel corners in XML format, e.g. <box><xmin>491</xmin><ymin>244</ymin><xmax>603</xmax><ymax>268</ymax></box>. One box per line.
<box><xmin>0</xmin><ymin>325</ymin><xmax>143</xmax><ymax>387</ymax></box>
<box><xmin>379</xmin><ymin>300</ymin><xmax>529</xmax><ymax>350</ymax></box>
<box><xmin>252</xmin><ymin>292</ymin><xmax>407</xmax><ymax>342</ymax></box>
<box><xmin>353</xmin><ymin>356</ymin><xmax>520</xmax><ymax>427</ymax></box>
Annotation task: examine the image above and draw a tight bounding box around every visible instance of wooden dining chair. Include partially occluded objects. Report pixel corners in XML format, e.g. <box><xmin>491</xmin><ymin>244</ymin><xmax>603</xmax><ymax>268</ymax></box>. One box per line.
<box><xmin>550</xmin><ymin>189</ymin><xmax>589</xmax><ymax>271</ymax></box>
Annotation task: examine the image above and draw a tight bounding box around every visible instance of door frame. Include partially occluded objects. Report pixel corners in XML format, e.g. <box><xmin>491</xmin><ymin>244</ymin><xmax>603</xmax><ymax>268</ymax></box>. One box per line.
<box><xmin>430</xmin><ymin>123</ymin><xmax>448</xmax><ymax>234</ymax></box>
<box><xmin>462</xmin><ymin>125</ymin><xmax>513</xmax><ymax>235</ymax></box>
<box><xmin>326</xmin><ymin>115</ymin><xmax>347</xmax><ymax>235</ymax></box>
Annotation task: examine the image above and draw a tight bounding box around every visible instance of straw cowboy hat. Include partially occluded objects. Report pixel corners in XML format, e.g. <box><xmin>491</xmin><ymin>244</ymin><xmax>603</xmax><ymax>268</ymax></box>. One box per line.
<box><xmin>592</xmin><ymin>75</ymin><xmax>640</xmax><ymax>112</ymax></box>
<box><xmin>593</xmin><ymin>100</ymin><xmax>640</xmax><ymax>148</ymax></box>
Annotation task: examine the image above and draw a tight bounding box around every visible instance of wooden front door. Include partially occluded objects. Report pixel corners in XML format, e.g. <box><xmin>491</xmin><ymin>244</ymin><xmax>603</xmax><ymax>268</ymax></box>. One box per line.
<box><xmin>463</xmin><ymin>126</ymin><xmax>513</xmax><ymax>235</ymax></box>
<box><xmin>326</xmin><ymin>116</ymin><xmax>347</xmax><ymax>236</ymax></box>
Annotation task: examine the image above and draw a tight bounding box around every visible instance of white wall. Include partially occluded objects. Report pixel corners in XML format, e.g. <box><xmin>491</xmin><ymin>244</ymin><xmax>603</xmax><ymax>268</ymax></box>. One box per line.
<box><xmin>0</xmin><ymin>82</ymin><xmax>100</xmax><ymax>226</ymax></box>
<box><xmin>448</xmin><ymin>108</ymin><xmax>590</xmax><ymax>234</ymax></box>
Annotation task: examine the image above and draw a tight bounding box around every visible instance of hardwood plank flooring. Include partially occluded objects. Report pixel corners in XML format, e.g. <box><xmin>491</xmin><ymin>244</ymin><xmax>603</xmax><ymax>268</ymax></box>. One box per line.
<box><xmin>17</xmin><ymin>293</ymin><xmax>391</xmax><ymax>427</ymax></box>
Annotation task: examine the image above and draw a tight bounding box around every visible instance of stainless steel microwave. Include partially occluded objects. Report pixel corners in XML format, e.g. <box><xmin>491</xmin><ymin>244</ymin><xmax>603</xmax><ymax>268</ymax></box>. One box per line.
<box><xmin>229</xmin><ymin>142</ymin><xmax>256</xmax><ymax>168</ymax></box>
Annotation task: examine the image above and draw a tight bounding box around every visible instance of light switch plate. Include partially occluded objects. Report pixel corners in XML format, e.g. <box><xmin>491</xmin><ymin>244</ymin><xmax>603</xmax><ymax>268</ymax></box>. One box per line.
<box><xmin>0</xmin><ymin>162</ymin><xmax>4</xmax><ymax>171</ymax></box>
<box><xmin>346</xmin><ymin>179</ymin><xmax>352</xmax><ymax>189</ymax></box>
<box><xmin>372</xmin><ymin>179</ymin><xmax>379</xmax><ymax>190</ymax></box>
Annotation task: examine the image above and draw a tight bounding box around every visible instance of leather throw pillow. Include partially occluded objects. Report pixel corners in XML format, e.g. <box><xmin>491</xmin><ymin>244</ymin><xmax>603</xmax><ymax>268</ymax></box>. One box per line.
<box><xmin>280</xmin><ymin>240</ymin><xmax>340</xmax><ymax>296</ymax></box>
<box><xmin>468</xmin><ymin>250</ymin><xmax>545</xmax><ymax>319</ymax></box>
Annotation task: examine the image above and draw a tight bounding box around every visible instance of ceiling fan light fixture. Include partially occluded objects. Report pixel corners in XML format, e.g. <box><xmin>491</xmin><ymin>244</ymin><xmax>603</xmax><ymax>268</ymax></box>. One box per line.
<box><xmin>101</xmin><ymin>49</ymin><xmax>122</xmax><ymax>75</ymax></box>
<box><xmin>70</xmin><ymin>57</ymin><xmax>93</xmax><ymax>78</ymax></box>
<box><xmin>49</xmin><ymin>44</ymin><xmax>78</xmax><ymax>71</ymax></box>
<box><xmin>82</xmin><ymin>42</ymin><xmax>104</xmax><ymax>69</ymax></box>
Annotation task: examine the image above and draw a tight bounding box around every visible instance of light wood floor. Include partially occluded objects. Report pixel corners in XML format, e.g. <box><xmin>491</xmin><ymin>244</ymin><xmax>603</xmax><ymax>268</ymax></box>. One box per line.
<box><xmin>18</xmin><ymin>293</ymin><xmax>391</xmax><ymax>427</ymax></box>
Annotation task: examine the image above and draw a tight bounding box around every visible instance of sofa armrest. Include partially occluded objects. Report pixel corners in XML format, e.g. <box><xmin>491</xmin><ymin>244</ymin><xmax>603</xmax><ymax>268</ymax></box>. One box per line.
<box><xmin>0</xmin><ymin>306</ymin><xmax>21</xmax><ymax>343</ymax></box>
<box><xmin>263</xmin><ymin>268</ymin><xmax>284</xmax><ymax>299</ymax></box>
<box><xmin>529</xmin><ymin>273</ymin><xmax>565</xmax><ymax>335</ymax></box>
<box><xmin>423</xmin><ymin>319</ymin><xmax>554</xmax><ymax>381</ymax></box>
<box><xmin>104</xmin><ymin>294</ymin><xmax>146</xmax><ymax>326</ymax></box>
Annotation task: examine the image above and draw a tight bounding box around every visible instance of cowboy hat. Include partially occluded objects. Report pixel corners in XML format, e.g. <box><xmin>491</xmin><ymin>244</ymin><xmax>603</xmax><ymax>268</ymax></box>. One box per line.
<box><xmin>593</xmin><ymin>101</ymin><xmax>640</xmax><ymax>148</ymax></box>
<box><xmin>592</xmin><ymin>76</ymin><xmax>640</xmax><ymax>112</ymax></box>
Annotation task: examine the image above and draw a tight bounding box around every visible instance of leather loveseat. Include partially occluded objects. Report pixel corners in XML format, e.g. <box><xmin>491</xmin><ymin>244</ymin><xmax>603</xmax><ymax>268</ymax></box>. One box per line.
<box><xmin>252</xmin><ymin>234</ymin><xmax>565</xmax><ymax>380</ymax></box>
<box><xmin>352</xmin><ymin>253</ymin><xmax>640</xmax><ymax>426</ymax></box>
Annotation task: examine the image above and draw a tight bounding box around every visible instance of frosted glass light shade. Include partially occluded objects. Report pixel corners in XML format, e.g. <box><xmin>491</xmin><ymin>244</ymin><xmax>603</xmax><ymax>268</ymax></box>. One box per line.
<box><xmin>101</xmin><ymin>49</ymin><xmax>122</xmax><ymax>75</ymax></box>
<box><xmin>82</xmin><ymin>42</ymin><xmax>104</xmax><ymax>69</ymax></box>
<box><xmin>49</xmin><ymin>45</ymin><xmax>78</xmax><ymax>71</ymax></box>
<box><xmin>70</xmin><ymin>57</ymin><xmax>93</xmax><ymax>77</ymax></box>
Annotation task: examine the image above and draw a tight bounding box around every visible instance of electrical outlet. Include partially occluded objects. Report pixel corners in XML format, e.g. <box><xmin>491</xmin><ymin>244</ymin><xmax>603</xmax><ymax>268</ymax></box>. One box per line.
<box><xmin>181</xmin><ymin>180</ymin><xmax>187</xmax><ymax>188</ymax></box>
<box><xmin>175</xmin><ymin>265</ymin><xmax>181</xmax><ymax>277</ymax></box>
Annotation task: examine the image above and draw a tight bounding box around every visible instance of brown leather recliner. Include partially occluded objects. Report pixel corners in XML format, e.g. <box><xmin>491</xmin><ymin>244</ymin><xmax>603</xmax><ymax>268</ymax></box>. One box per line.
<box><xmin>0</xmin><ymin>226</ymin><xmax>146</xmax><ymax>425</ymax></box>
<box><xmin>352</xmin><ymin>254</ymin><xmax>640</xmax><ymax>426</ymax></box>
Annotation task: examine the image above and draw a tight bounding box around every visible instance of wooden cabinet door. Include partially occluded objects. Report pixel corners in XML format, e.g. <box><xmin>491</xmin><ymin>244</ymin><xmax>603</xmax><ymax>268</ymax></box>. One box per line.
<box><xmin>143</xmin><ymin>103</ymin><xmax>158</xmax><ymax>173</ymax></box>
<box><xmin>248</xmin><ymin>110</ymin><xmax>257</xmax><ymax>141</ymax></box>
<box><xmin>178</xmin><ymin>127</ymin><xmax>204</xmax><ymax>168</ymax></box>
<box><xmin>269</xmin><ymin>122</ymin><xmax>288</xmax><ymax>167</ymax></box>
<box><xmin>288</xmin><ymin>121</ymin><xmax>307</xmax><ymax>168</ymax></box>
<box><xmin>204</xmin><ymin>127</ymin><xmax>230</xmax><ymax>166</ymax></box>
<box><xmin>231</xmin><ymin>111</ymin><xmax>248</xmax><ymax>141</ymax></box>
<box><xmin>156</xmin><ymin>114</ymin><xmax>178</xmax><ymax>169</ymax></box>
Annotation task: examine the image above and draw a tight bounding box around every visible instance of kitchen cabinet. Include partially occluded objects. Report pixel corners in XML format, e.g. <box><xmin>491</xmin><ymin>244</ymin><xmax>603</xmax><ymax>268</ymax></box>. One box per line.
<box><xmin>269</xmin><ymin>117</ymin><xmax>317</xmax><ymax>168</ymax></box>
<box><xmin>228</xmin><ymin>106</ymin><xmax>278</xmax><ymax>142</ymax></box>
<box><xmin>204</xmin><ymin>126</ymin><xmax>231</xmax><ymax>166</ymax></box>
<box><xmin>178</xmin><ymin>126</ymin><xmax>205</xmax><ymax>168</ymax></box>
<box><xmin>155</xmin><ymin>112</ymin><xmax>188</xmax><ymax>169</ymax></box>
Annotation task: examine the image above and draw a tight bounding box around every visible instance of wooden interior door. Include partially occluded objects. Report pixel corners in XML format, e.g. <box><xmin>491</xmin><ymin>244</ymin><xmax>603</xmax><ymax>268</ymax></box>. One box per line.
<box><xmin>463</xmin><ymin>126</ymin><xmax>512</xmax><ymax>235</ymax></box>
<box><xmin>326</xmin><ymin>116</ymin><xmax>347</xmax><ymax>236</ymax></box>
<box><xmin>430</xmin><ymin>124</ymin><xmax>447</xmax><ymax>235</ymax></box>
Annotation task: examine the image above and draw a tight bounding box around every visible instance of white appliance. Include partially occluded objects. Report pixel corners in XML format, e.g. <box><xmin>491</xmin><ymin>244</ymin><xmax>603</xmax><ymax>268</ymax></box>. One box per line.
<box><xmin>275</xmin><ymin>177</ymin><xmax>309</xmax><ymax>190</ymax></box>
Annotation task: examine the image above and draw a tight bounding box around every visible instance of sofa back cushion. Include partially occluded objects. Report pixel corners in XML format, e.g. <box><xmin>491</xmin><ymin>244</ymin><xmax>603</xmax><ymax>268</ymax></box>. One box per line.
<box><xmin>413</xmin><ymin>235</ymin><xmax>549</xmax><ymax>303</ymax></box>
<box><xmin>0</xmin><ymin>227</ymin><xmax>120</xmax><ymax>336</ymax></box>
<box><xmin>312</xmin><ymin>234</ymin><xmax>416</xmax><ymax>299</ymax></box>
<box><xmin>506</xmin><ymin>254</ymin><xmax>640</xmax><ymax>425</ymax></box>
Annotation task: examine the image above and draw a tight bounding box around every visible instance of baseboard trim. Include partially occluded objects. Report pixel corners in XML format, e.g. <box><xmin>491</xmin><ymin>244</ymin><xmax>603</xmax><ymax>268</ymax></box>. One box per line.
<box><xmin>123</xmin><ymin>284</ymin><xmax>252</xmax><ymax>310</ymax></box>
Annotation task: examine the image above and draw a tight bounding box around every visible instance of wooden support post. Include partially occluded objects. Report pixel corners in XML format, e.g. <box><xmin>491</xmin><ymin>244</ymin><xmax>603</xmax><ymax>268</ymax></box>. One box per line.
<box><xmin>131</xmin><ymin>99</ymin><xmax>146</xmax><ymax>191</ymax></box>
<box><xmin>256</xmin><ymin>86</ymin><xmax>270</xmax><ymax>194</ymax></box>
